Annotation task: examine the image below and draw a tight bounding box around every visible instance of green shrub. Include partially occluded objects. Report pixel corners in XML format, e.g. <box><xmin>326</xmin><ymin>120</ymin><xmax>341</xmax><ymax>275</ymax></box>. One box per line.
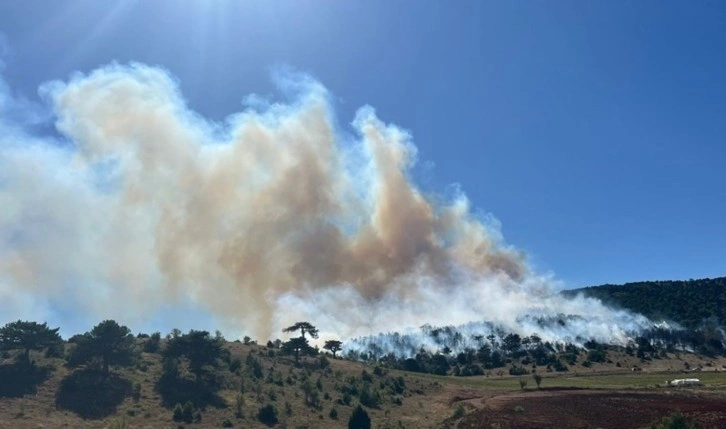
<box><xmin>172</xmin><ymin>403</ymin><xmax>184</xmax><ymax>421</ymax></box>
<box><xmin>108</xmin><ymin>417</ymin><xmax>129</xmax><ymax>429</ymax></box>
<box><xmin>348</xmin><ymin>405</ymin><xmax>371</xmax><ymax>429</ymax></box>
<box><xmin>229</xmin><ymin>357</ymin><xmax>242</xmax><ymax>373</ymax></box>
<box><xmin>182</xmin><ymin>401</ymin><xmax>195</xmax><ymax>423</ymax></box>
<box><xmin>258</xmin><ymin>404</ymin><xmax>279</xmax><ymax>427</ymax></box>
<box><xmin>551</xmin><ymin>359</ymin><xmax>568</xmax><ymax>372</ymax></box>
<box><xmin>647</xmin><ymin>412</ymin><xmax>701</xmax><ymax>429</ymax></box>
<box><xmin>235</xmin><ymin>392</ymin><xmax>245</xmax><ymax>417</ymax></box>
<box><xmin>509</xmin><ymin>365</ymin><xmax>528</xmax><ymax>376</ymax></box>
<box><xmin>132</xmin><ymin>382</ymin><xmax>141</xmax><ymax>402</ymax></box>
<box><xmin>359</xmin><ymin>385</ymin><xmax>381</xmax><ymax>409</ymax></box>
<box><xmin>319</xmin><ymin>354</ymin><xmax>330</xmax><ymax>369</ymax></box>
<box><xmin>532</xmin><ymin>373</ymin><xmax>542</xmax><ymax>388</ymax></box>
<box><xmin>45</xmin><ymin>342</ymin><xmax>64</xmax><ymax>358</ymax></box>
<box><xmin>143</xmin><ymin>332</ymin><xmax>161</xmax><ymax>353</ymax></box>
<box><xmin>587</xmin><ymin>348</ymin><xmax>607</xmax><ymax>363</ymax></box>
<box><xmin>329</xmin><ymin>407</ymin><xmax>339</xmax><ymax>420</ymax></box>
<box><xmin>221</xmin><ymin>416</ymin><xmax>234</xmax><ymax>427</ymax></box>
<box><xmin>452</xmin><ymin>404</ymin><xmax>466</xmax><ymax>419</ymax></box>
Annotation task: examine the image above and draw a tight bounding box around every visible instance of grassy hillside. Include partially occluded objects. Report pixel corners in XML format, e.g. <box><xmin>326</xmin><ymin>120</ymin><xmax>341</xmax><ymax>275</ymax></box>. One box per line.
<box><xmin>564</xmin><ymin>277</ymin><xmax>726</xmax><ymax>329</ymax></box>
<box><xmin>1</xmin><ymin>339</ymin><xmax>452</xmax><ymax>429</ymax></box>
<box><xmin>2</xmin><ymin>332</ymin><xmax>726</xmax><ymax>428</ymax></box>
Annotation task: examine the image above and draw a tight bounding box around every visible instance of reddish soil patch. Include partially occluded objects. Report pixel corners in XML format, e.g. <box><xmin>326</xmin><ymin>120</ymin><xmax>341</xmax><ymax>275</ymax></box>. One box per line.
<box><xmin>456</xmin><ymin>390</ymin><xmax>726</xmax><ymax>429</ymax></box>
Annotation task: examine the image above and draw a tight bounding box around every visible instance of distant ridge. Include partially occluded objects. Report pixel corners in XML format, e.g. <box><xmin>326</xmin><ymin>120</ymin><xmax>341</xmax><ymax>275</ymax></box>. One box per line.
<box><xmin>563</xmin><ymin>277</ymin><xmax>726</xmax><ymax>329</ymax></box>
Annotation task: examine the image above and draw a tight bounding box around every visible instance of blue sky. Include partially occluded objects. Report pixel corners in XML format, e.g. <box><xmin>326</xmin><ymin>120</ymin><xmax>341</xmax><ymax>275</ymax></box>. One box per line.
<box><xmin>1</xmin><ymin>0</ymin><xmax>724</xmax><ymax>289</ymax></box>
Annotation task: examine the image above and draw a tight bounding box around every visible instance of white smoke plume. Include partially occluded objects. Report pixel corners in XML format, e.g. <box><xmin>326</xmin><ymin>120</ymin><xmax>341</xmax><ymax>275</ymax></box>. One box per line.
<box><xmin>0</xmin><ymin>62</ymin><xmax>654</xmax><ymax>345</ymax></box>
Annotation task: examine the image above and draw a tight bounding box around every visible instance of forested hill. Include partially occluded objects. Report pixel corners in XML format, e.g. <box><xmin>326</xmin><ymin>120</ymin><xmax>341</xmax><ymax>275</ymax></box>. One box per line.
<box><xmin>564</xmin><ymin>277</ymin><xmax>726</xmax><ymax>329</ymax></box>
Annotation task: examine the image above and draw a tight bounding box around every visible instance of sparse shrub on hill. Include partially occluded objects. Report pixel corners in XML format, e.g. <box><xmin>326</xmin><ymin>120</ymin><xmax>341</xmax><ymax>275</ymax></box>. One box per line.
<box><xmin>171</xmin><ymin>401</ymin><xmax>199</xmax><ymax>423</ymax></box>
<box><xmin>509</xmin><ymin>365</ymin><xmax>528</xmax><ymax>376</ymax></box>
<box><xmin>339</xmin><ymin>391</ymin><xmax>353</xmax><ymax>406</ymax></box>
<box><xmin>143</xmin><ymin>332</ymin><xmax>161</xmax><ymax>353</ymax></box>
<box><xmin>44</xmin><ymin>341</ymin><xmax>65</xmax><ymax>358</ymax></box>
<box><xmin>587</xmin><ymin>348</ymin><xmax>607</xmax><ymax>363</ymax></box>
<box><xmin>172</xmin><ymin>403</ymin><xmax>183</xmax><ymax>421</ymax></box>
<box><xmin>258</xmin><ymin>404</ymin><xmax>279</xmax><ymax>427</ymax></box>
<box><xmin>359</xmin><ymin>383</ymin><xmax>381</xmax><ymax>409</ymax></box>
<box><xmin>246</xmin><ymin>353</ymin><xmax>264</xmax><ymax>379</ymax></box>
<box><xmin>348</xmin><ymin>404</ymin><xmax>371</xmax><ymax>429</ymax></box>
<box><xmin>234</xmin><ymin>391</ymin><xmax>245</xmax><ymax>418</ymax></box>
<box><xmin>132</xmin><ymin>382</ymin><xmax>141</xmax><ymax>402</ymax></box>
<box><xmin>301</xmin><ymin>380</ymin><xmax>323</xmax><ymax>409</ymax></box>
<box><xmin>452</xmin><ymin>404</ymin><xmax>466</xmax><ymax>419</ymax></box>
<box><xmin>229</xmin><ymin>356</ymin><xmax>242</xmax><ymax>373</ymax></box>
<box><xmin>549</xmin><ymin>359</ymin><xmax>568</xmax><ymax>372</ymax></box>
<box><xmin>108</xmin><ymin>417</ymin><xmax>129</xmax><ymax>429</ymax></box>
<box><xmin>319</xmin><ymin>354</ymin><xmax>330</xmax><ymax>369</ymax></box>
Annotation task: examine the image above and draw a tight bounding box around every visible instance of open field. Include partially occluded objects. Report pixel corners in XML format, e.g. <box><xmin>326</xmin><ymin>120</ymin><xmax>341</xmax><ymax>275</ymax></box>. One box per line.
<box><xmin>418</xmin><ymin>369</ymin><xmax>726</xmax><ymax>391</ymax></box>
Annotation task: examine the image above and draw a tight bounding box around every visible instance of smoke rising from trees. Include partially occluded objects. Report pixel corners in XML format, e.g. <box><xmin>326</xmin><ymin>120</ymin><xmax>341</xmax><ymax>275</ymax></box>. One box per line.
<box><xmin>0</xmin><ymin>63</ymin><xmax>654</xmax><ymax>344</ymax></box>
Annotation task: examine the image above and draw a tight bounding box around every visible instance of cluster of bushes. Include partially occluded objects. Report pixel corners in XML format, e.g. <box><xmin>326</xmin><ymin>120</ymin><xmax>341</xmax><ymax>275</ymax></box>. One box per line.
<box><xmin>171</xmin><ymin>401</ymin><xmax>201</xmax><ymax>423</ymax></box>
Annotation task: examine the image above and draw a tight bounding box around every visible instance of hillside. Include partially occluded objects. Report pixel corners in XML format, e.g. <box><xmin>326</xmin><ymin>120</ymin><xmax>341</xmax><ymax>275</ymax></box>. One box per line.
<box><xmin>564</xmin><ymin>277</ymin><xmax>726</xmax><ymax>329</ymax></box>
<box><xmin>1</xmin><ymin>315</ymin><xmax>726</xmax><ymax>428</ymax></box>
<box><xmin>1</xmin><ymin>338</ymin><xmax>452</xmax><ymax>429</ymax></box>
<box><xmin>2</xmin><ymin>336</ymin><xmax>726</xmax><ymax>429</ymax></box>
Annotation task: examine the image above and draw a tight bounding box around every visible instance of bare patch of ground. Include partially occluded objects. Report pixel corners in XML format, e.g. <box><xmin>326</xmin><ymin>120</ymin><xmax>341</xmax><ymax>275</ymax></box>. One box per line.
<box><xmin>454</xmin><ymin>388</ymin><xmax>726</xmax><ymax>429</ymax></box>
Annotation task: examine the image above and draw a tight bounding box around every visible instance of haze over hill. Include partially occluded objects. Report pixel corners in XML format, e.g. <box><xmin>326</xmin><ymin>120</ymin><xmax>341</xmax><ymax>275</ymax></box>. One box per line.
<box><xmin>350</xmin><ymin>276</ymin><xmax>726</xmax><ymax>358</ymax></box>
<box><xmin>0</xmin><ymin>63</ymin><xmax>664</xmax><ymax>346</ymax></box>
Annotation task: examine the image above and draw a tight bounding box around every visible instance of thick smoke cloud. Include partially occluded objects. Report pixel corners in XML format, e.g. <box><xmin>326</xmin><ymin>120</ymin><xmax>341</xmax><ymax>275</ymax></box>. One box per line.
<box><xmin>0</xmin><ymin>63</ymin><xmax>652</xmax><ymax>345</ymax></box>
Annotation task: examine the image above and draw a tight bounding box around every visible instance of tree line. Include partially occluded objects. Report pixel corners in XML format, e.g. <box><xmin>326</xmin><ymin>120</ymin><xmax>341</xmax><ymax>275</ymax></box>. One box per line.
<box><xmin>564</xmin><ymin>276</ymin><xmax>726</xmax><ymax>329</ymax></box>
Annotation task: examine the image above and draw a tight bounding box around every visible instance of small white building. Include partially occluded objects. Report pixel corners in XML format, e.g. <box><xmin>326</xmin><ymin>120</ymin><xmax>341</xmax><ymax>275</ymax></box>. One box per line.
<box><xmin>666</xmin><ymin>378</ymin><xmax>701</xmax><ymax>387</ymax></box>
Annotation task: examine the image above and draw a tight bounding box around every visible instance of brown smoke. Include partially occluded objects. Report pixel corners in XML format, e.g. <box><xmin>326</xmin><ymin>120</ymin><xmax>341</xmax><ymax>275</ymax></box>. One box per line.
<box><xmin>1</xmin><ymin>64</ymin><xmax>539</xmax><ymax>340</ymax></box>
